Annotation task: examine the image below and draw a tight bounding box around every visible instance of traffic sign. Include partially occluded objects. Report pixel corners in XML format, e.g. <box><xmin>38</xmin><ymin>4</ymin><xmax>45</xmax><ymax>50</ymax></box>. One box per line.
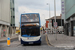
<box><xmin>54</xmin><ymin>22</ymin><xmax>57</xmax><ymax>27</ymax></box>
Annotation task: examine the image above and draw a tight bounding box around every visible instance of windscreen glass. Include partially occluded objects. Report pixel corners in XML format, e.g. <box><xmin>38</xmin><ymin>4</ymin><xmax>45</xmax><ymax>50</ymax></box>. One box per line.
<box><xmin>21</xmin><ymin>26</ymin><xmax>40</xmax><ymax>36</ymax></box>
<box><xmin>21</xmin><ymin>14</ymin><xmax>39</xmax><ymax>22</ymax></box>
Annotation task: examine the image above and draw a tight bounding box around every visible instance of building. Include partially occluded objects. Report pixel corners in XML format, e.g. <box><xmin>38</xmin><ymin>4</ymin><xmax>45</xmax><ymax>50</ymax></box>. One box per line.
<box><xmin>15</xmin><ymin>0</ymin><xmax>19</xmax><ymax>27</ymax></box>
<box><xmin>62</xmin><ymin>0</ymin><xmax>75</xmax><ymax>36</ymax></box>
<box><xmin>61</xmin><ymin>0</ymin><xmax>65</xmax><ymax>23</ymax></box>
<box><xmin>0</xmin><ymin>0</ymin><xmax>16</xmax><ymax>38</ymax></box>
<box><xmin>10</xmin><ymin>0</ymin><xmax>16</xmax><ymax>36</ymax></box>
<box><xmin>45</xmin><ymin>16</ymin><xmax>64</xmax><ymax>33</ymax></box>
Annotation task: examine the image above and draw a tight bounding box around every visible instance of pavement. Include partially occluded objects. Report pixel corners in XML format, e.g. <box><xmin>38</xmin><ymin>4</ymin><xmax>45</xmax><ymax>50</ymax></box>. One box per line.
<box><xmin>0</xmin><ymin>35</ymin><xmax>18</xmax><ymax>42</ymax></box>
<box><xmin>47</xmin><ymin>33</ymin><xmax>75</xmax><ymax>49</ymax></box>
<box><xmin>0</xmin><ymin>34</ymin><xmax>68</xmax><ymax>50</ymax></box>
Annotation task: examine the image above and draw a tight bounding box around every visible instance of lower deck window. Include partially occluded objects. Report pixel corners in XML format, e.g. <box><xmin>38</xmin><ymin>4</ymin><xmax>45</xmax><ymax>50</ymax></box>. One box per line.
<box><xmin>21</xmin><ymin>26</ymin><xmax>40</xmax><ymax>36</ymax></box>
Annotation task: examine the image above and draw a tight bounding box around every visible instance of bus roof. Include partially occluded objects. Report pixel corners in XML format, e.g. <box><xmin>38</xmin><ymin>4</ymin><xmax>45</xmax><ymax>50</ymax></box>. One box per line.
<box><xmin>21</xmin><ymin>13</ymin><xmax>39</xmax><ymax>15</ymax></box>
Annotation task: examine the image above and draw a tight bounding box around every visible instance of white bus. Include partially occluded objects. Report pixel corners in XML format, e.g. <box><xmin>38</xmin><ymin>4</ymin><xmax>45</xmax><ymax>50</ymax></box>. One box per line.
<box><xmin>20</xmin><ymin>13</ymin><xmax>41</xmax><ymax>45</ymax></box>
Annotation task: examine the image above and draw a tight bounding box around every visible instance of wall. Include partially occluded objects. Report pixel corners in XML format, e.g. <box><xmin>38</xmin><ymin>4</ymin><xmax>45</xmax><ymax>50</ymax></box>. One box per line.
<box><xmin>10</xmin><ymin>0</ymin><xmax>15</xmax><ymax>26</ymax></box>
<box><xmin>61</xmin><ymin>0</ymin><xmax>65</xmax><ymax>22</ymax></box>
<box><xmin>15</xmin><ymin>0</ymin><xmax>19</xmax><ymax>27</ymax></box>
<box><xmin>0</xmin><ymin>0</ymin><xmax>10</xmax><ymax>25</ymax></box>
<box><xmin>65</xmin><ymin>0</ymin><xmax>75</xmax><ymax>19</ymax></box>
<box><xmin>0</xmin><ymin>0</ymin><xmax>1</xmax><ymax>19</ymax></box>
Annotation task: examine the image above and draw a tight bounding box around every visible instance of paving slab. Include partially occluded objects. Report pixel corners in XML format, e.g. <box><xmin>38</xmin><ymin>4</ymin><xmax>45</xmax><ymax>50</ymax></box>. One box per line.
<box><xmin>0</xmin><ymin>35</ymin><xmax>18</xmax><ymax>42</ymax></box>
<box><xmin>47</xmin><ymin>34</ymin><xmax>75</xmax><ymax>49</ymax></box>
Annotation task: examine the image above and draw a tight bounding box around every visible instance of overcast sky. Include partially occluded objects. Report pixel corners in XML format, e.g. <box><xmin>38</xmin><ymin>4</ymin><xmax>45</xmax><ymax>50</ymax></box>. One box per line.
<box><xmin>15</xmin><ymin>0</ymin><xmax>61</xmax><ymax>27</ymax></box>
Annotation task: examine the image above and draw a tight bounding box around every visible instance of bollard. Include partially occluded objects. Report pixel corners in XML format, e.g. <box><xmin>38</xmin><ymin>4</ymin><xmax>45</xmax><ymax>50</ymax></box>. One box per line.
<box><xmin>7</xmin><ymin>37</ymin><xmax>10</xmax><ymax>46</ymax></box>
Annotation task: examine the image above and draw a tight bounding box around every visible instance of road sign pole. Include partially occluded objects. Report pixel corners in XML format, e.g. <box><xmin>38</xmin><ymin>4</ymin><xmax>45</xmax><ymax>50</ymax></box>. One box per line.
<box><xmin>54</xmin><ymin>0</ymin><xmax>57</xmax><ymax>40</ymax></box>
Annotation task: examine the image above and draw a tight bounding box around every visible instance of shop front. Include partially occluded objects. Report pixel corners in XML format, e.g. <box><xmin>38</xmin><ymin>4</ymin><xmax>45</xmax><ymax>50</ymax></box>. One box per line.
<box><xmin>64</xmin><ymin>23</ymin><xmax>69</xmax><ymax>36</ymax></box>
<box><xmin>65</xmin><ymin>14</ymin><xmax>75</xmax><ymax>36</ymax></box>
<box><xmin>71</xmin><ymin>21</ymin><xmax>75</xmax><ymax>36</ymax></box>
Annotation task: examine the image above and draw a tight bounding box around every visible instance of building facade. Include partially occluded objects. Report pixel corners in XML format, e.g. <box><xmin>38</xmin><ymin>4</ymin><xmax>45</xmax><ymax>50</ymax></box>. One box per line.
<box><xmin>0</xmin><ymin>0</ymin><xmax>16</xmax><ymax>38</ymax></box>
<box><xmin>61</xmin><ymin>0</ymin><xmax>65</xmax><ymax>23</ymax></box>
<box><xmin>10</xmin><ymin>0</ymin><xmax>16</xmax><ymax>36</ymax></box>
<box><xmin>62</xmin><ymin>0</ymin><xmax>75</xmax><ymax>36</ymax></box>
<box><xmin>15</xmin><ymin>0</ymin><xmax>19</xmax><ymax>27</ymax></box>
<box><xmin>45</xmin><ymin>16</ymin><xmax>64</xmax><ymax>34</ymax></box>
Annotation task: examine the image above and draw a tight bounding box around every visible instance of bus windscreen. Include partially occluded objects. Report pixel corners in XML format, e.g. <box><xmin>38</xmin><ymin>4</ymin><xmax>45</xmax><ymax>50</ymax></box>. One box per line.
<box><xmin>21</xmin><ymin>26</ymin><xmax>40</xmax><ymax>36</ymax></box>
<box><xmin>21</xmin><ymin>14</ymin><xmax>39</xmax><ymax>22</ymax></box>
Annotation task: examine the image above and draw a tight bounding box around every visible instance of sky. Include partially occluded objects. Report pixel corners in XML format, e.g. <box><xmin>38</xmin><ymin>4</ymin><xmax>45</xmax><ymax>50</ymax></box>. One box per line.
<box><xmin>15</xmin><ymin>0</ymin><xmax>61</xmax><ymax>27</ymax></box>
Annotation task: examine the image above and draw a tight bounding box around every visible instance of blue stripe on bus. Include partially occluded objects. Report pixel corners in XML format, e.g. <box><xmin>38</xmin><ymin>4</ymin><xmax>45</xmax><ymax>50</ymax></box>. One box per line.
<box><xmin>21</xmin><ymin>13</ymin><xmax>39</xmax><ymax>15</ymax></box>
<box><xmin>39</xmin><ymin>14</ymin><xmax>41</xmax><ymax>27</ymax></box>
<box><xmin>22</xmin><ymin>35</ymin><xmax>37</xmax><ymax>37</ymax></box>
<box><xmin>20</xmin><ymin>14</ymin><xmax>21</xmax><ymax>28</ymax></box>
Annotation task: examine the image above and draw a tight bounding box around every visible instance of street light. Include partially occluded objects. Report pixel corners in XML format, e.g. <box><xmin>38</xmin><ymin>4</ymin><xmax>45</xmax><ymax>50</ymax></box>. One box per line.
<box><xmin>47</xmin><ymin>3</ymin><xmax>51</xmax><ymax>34</ymax></box>
<box><xmin>42</xmin><ymin>14</ymin><xmax>45</xmax><ymax>21</ymax></box>
<box><xmin>47</xmin><ymin>3</ymin><xmax>50</xmax><ymax>18</ymax></box>
<box><xmin>42</xmin><ymin>14</ymin><xmax>45</xmax><ymax>34</ymax></box>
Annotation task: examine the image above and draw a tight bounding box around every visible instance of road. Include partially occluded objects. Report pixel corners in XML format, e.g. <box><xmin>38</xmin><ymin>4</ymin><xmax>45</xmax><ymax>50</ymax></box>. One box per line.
<box><xmin>0</xmin><ymin>34</ymin><xmax>74</xmax><ymax>50</ymax></box>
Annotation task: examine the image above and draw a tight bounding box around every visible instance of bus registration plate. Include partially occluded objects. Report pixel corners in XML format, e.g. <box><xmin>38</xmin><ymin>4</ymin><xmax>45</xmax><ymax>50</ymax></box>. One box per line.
<box><xmin>29</xmin><ymin>42</ymin><xmax>33</xmax><ymax>44</ymax></box>
<box><xmin>28</xmin><ymin>38</ymin><xmax>33</xmax><ymax>39</ymax></box>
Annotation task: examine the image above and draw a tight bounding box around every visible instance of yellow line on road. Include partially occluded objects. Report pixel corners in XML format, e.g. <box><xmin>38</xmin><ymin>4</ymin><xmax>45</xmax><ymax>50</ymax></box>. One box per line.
<box><xmin>45</xmin><ymin>34</ymin><xmax>51</xmax><ymax>46</ymax></box>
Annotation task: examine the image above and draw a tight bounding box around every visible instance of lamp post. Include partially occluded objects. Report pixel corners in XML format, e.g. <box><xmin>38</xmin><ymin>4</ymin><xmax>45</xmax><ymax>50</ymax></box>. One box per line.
<box><xmin>54</xmin><ymin>0</ymin><xmax>57</xmax><ymax>40</ymax></box>
<box><xmin>47</xmin><ymin>3</ymin><xmax>50</xmax><ymax>18</ymax></box>
<box><xmin>42</xmin><ymin>14</ymin><xmax>45</xmax><ymax>34</ymax></box>
<box><xmin>47</xmin><ymin>3</ymin><xmax>51</xmax><ymax>34</ymax></box>
<box><xmin>42</xmin><ymin>14</ymin><xmax>45</xmax><ymax>21</ymax></box>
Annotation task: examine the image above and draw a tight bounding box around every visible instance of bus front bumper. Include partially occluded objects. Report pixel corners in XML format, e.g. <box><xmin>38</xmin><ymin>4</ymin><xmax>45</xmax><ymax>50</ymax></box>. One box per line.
<box><xmin>21</xmin><ymin>39</ymin><xmax>41</xmax><ymax>44</ymax></box>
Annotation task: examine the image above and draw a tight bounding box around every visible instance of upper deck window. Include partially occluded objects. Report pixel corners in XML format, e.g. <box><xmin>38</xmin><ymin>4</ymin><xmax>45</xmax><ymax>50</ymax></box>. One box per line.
<box><xmin>21</xmin><ymin>14</ymin><xmax>39</xmax><ymax>22</ymax></box>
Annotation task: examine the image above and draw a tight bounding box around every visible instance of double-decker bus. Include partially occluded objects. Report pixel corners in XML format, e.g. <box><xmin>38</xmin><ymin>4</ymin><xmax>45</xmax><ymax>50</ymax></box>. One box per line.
<box><xmin>20</xmin><ymin>13</ymin><xmax>41</xmax><ymax>45</ymax></box>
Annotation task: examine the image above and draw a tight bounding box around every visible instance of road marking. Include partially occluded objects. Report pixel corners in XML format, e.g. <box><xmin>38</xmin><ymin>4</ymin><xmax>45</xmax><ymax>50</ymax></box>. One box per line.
<box><xmin>45</xmin><ymin>34</ymin><xmax>51</xmax><ymax>46</ymax></box>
